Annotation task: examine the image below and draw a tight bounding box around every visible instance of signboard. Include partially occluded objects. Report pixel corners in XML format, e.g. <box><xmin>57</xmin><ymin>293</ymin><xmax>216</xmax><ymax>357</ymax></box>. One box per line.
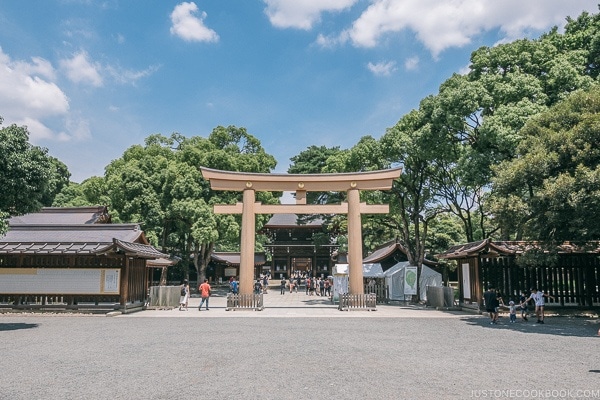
<box><xmin>224</xmin><ymin>267</ymin><xmax>237</xmax><ymax>277</ymax></box>
<box><xmin>403</xmin><ymin>266</ymin><xmax>418</xmax><ymax>295</ymax></box>
<box><xmin>0</xmin><ymin>268</ymin><xmax>120</xmax><ymax>295</ymax></box>
<box><xmin>462</xmin><ymin>263</ymin><xmax>471</xmax><ymax>299</ymax></box>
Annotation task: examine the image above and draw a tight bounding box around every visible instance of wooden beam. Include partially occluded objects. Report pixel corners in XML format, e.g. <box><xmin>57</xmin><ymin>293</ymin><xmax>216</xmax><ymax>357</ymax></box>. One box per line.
<box><xmin>213</xmin><ymin>202</ymin><xmax>389</xmax><ymax>215</ymax></box>
<box><xmin>201</xmin><ymin>167</ymin><xmax>402</xmax><ymax>192</ymax></box>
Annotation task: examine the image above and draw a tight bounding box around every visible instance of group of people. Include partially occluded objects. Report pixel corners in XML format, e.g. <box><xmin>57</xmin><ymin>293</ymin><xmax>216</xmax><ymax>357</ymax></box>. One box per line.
<box><xmin>484</xmin><ymin>285</ymin><xmax>555</xmax><ymax>325</ymax></box>
<box><xmin>276</xmin><ymin>276</ymin><xmax>332</xmax><ymax>296</ymax></box>
<box><xmin>178</xmin><ymin>278</ymin><xmax>212</xmax><ymax>311</ymax></box>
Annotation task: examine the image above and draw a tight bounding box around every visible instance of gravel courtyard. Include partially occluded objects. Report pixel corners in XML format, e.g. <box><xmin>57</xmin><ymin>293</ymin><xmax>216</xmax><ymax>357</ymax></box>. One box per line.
<box><xmin>0</xmin><ymin>307</ymin><xmax>598</xmax><ymax>400</ymax></box>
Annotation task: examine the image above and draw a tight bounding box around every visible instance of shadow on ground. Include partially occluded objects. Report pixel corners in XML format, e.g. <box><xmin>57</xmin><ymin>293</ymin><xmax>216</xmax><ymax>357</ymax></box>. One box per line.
<box><xmin>462</xmin><ymin>315</ymin><xmax>599</xmax><ymax>338</ymax></box>
<box><xmin>0</xmin><ymin>322</ymin><xmax>39</xmax><ymax>331</ymax></box>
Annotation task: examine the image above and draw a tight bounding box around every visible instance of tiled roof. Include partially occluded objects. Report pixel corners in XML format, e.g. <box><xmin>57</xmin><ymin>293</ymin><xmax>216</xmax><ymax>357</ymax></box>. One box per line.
<box><xmin>147</xmin><ymin>258</ymin><xmax>178</xmax><ymax>267</ymax></box>
<box><xmin>264</xmin><ymin>214</ymin><xmax>324</xmax><ymax>228</ymax></box>
<box><xmin>211</xmin><ymin>252</ymin><xmax>266</xmax><ymax>266</ymax></box>
<box><xmin>437</xmin><ymin>239</ymin><xmax>600</xmax><ymax>259</ymax></box>
<box><xmin>363</xmin><ymin>239</ymin><xmax>438</xmax><ymax>266</ymax></box>
<box><xmin>1</xmin><ymin>224</ymin><xmax>144</xmax><ymax>244</ymax></box>
<box><xmin>94</xmin><ymin>239</ymin><xmax>169</xmax><ymax>259</ymax></box>
<box><xmin>0</xmin><ymin>224</ymin><xmax>147</xmax><ymax>255</ymax></box>
<box><xmin>9</xmin><ymin>206</ymin><xmax>110</xmax><ymax>225</ymax></box>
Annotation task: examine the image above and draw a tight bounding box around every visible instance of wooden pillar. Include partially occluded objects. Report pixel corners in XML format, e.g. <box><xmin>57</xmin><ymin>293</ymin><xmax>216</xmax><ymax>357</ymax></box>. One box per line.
<box><xmin>121</xmin><ymin>256</ymin><xmax>129</xmax><ymax>307</ymax></box>
<box><xmin>240</xmin><ymin>188</ymin><xmax>256</xmax><ymax>295</ymax></box>
<box><xmin>347</xmin><ymin>188</ymin><xmax>364</xmax><ymax>294</ymax></box>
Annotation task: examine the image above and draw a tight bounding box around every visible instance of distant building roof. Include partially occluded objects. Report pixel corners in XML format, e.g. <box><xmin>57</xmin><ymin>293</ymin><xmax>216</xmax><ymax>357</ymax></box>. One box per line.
<box><xmin>263</xmin><ymin>214</ymin><xmax>324</xmax><ymax>229</ymax></box>
<box><xmin>9</xmin><ymin>206</ymin><xmax>111</xmax><ymax>225</ymax></box>
<box><xmin>363</xmin><ymin>239</ymin><xmax>438</xmax><ymax>266</ymax></box>
<box><xmin>211</xmin><ymin>252</ymin><xmax>266</xmax><ymax>266</ymax></box>
<box><xmin>0</xmin><ymin>207</ymin><xmax>168</xmax><ymax>260</ymax></box>
<box><xmin>1</xmin><ymin>224</ymin><xmax>144</xmax><ymax>245</ymax></box>
<box><xmin>95</xmin><ymin>238</ymin><xmax>169</xmax><ymax>259</ymax></box>
<box><xmin>437</xmin><ymin>239</ymin><xmax>600</xmax><ymax>259</ymax></box>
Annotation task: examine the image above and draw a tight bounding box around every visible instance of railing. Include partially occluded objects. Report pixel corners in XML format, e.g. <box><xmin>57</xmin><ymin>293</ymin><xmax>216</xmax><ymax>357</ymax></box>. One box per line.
<box><xmin>338</xmin><ymin>293</ymin><xmax>377</xmax><ymax>311</ymax></box>
<box><xmin>226</xmin><ymin>293</ymin><xmax>264</xmax><ymax>311</ymax></box>
<box><xmin>363</xmin><ymin>284</ymin><xmax>389</xmax><ymax>304</ymax></box>
<box><xmin>0</xmin><ymin>294</ymin><xmax>122</xmax><ymax>312</ymax></box>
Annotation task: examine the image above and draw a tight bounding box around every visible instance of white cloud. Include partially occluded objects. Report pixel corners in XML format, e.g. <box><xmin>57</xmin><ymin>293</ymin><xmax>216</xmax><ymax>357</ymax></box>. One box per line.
<box><xmin>170</xmin><ymin>2</ymin><xmax>219</xmax><ymax>42</ymax></box>
<box><xmin>338</xmin><ymin>0</ymin><xmax>596</xmax><ymax>57</ymax></box>
<box><xmin>264</xmin><ymin>0</ymin><xmax>357</xmax><ymax>30</ymax></box>
<box><xmin>367</xmin><ymin>60</ymin><xmax>396</xmax><ymax>76</ymax></box>
<box><xmin>60</xmin><ymin>51</ymin><xmax>103</xmax><ymax>86</ymax></box>
<box><xmin>0</xmin><ymin>48</ymin><xmax>70</xmax><ymax>141</ymax></box>
<box><xmin>404</xmin><ymin>56</ymin><xmax>419</xmax><ymax>71</ymax></box>
<box><xmin>106</xmin><ymin>64</ymin><xmax>161</xmax><ymax>85</ymax></box>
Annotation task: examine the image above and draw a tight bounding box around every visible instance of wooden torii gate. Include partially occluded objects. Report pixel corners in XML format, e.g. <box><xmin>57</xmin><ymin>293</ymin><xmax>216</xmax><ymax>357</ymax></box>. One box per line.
<box><xmin>200</xmin><ymin>167</ymin><xmax>402</xmax><ymax>296</ymax></box>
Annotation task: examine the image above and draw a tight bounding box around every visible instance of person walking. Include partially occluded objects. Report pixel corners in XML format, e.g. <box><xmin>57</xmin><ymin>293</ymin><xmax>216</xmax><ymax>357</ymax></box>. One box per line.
<box><xmin>280</xmin><ymin>277</ymin><xmax>286</xmax><ymax>295</ymax></box>
<box><xmin>508</xmin><ymin>301</ymin><xmax>517</xmax><ymax>323</ymax></box>
<box><xmin>319</xmin><ymin>277</ymin><xmax>325</xmax><ymax>296</ymax></box>
<box><xmin>519</xmin><ymin>290</ymin><xmax>529</xmax><ymax>321</ymax></box>
<box><xmin>527</xmin><ymin>287</ymin><xmax>555</xmax><ymax>324</ymax></box>
<box><xmin>254</xmin><ymin>279</ymin><xmax>263</xmax><ymax>294</ymax></box>
<box><xmin>483</xmin><ymin>285</ymin><xmax>499</xmax><ymax>324</ymax></box>
<box><xmin>179</xmin><ymin>279</ymin><xmax>189</xmax><ymax>311</ymax></box>
<box><xmin>230</xmin><ymin>277</ymin><xmax>239</xmax><ymax>295</ymax></box>
<box><xmin>198</xmin><ymin>279</ymin><xmax>211</xmax><ymax>311</ymax></box>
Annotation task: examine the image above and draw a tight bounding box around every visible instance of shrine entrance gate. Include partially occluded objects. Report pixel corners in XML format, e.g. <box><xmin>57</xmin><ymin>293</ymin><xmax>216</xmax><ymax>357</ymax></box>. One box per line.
<box><xmin>200</xmin><ymin>167</ymin><xmax>401</xmax><ymax>296</ymax></box>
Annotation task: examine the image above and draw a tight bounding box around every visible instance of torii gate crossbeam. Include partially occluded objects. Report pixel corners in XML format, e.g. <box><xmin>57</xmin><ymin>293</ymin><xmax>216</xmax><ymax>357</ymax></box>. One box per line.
<box><xmin>201</xmin><ymin>167</ymin><xmax>401</xmax><ymax>296</ymax></box>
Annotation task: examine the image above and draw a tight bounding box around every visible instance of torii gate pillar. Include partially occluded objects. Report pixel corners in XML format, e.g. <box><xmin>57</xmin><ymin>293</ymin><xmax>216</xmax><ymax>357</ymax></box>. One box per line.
<box><xmin>201</xmin><ymin>167</ymin><xmax>401</xmax><ymax>295</ymax></box>
<box><xmin>347</xmin><ymin>188</ymin><xmax>363</xmax><ymax>294</ymax></box>
<box><xmin>239</xmin><ymin>188</ymin><xmax>256</xmax><ymax>296</ymax></box>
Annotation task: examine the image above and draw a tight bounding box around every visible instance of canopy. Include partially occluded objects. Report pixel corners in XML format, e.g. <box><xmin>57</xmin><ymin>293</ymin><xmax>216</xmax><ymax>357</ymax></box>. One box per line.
<box><xmin>384</xmin><ymin>262</ymin><xmax>442</xmax><ymax>301</ymax></box>
<box><xmin>362</xmin><ymin>263</ymin><xmax>384</xmax><ymax>278</ymax></box>
<box><xmin>332</xmin><ymin>263</ymin><xmax>383</xmax><ymax>277</ymax></box>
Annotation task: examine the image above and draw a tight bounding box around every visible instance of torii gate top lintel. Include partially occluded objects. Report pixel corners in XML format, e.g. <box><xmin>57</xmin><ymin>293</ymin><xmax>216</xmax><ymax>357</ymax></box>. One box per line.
<box><xmin>200</xmin><ymin>166</ymin><xmax>401</xmax><ymax>192</ymax></box>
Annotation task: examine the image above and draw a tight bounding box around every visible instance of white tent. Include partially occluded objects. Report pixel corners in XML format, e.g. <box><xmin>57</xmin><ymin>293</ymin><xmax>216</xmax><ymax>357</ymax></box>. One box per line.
<box><xmin>332</xmin><ymin>263</ymin><xmax>384</xmax><ymax>301</ymax></box>
<box><xmin>384</xmin><ymin>262</ymin><xmax>443</xmax><ymax>301</ymax></box>
<box><xmin>384</xmin><ymin>261</ymin><xmax>409</xmax><ymax>301</ymax></box>
<box><xmin>362</xmin><ymin>263</ymin><xmax>384</xmax><ymax>278</ymax></box>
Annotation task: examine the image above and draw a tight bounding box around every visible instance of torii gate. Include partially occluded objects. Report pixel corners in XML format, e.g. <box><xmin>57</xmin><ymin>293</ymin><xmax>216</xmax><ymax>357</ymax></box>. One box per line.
<box><xmin>200</xmin><ymin>167</ymin><xmax>402</xmax><ymax>296</ymax></box>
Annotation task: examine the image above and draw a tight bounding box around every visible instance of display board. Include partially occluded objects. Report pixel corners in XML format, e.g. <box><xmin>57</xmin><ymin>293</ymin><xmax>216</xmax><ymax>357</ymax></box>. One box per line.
<box><xmin>0</xmin><ymin>268</ymin><xmax>120</xmax><ymax>295</ymax></box>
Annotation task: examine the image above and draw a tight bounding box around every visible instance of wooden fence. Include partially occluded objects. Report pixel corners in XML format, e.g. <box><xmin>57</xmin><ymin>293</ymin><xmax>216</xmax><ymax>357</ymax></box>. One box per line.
<box><xmin>338</xmin><ymin>293</ymin><xmax>377</xmax><ymax>311</ymax></box>
<box><xmin>0</xmin><ymin>295</ymin><xmax>122</xmax><ymax>312</ymax></box>
<box><xmin>226</xmin><ymin>293</ymin><xmax>264</xmax><ymax>311</ymax></box>
<box><xmin>364</xmin><ymin>284</ymin><xmax>389</xmax><ymax>304</ymax></box>
<box><xmin>480</xmin><ymin>254</ymin><xmax>600</xmax><ymax>307</ymax></box>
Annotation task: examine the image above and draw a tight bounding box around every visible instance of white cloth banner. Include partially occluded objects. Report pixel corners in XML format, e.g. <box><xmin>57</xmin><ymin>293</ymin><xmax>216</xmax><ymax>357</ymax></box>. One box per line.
<box><xmin>404</xmin><ymin>266</ymin><xmax>418</xmax><ymax>295</ymax></box>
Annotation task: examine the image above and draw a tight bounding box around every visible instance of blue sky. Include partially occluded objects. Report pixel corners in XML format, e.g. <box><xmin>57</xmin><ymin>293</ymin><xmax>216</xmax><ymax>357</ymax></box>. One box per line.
<box><xmin>0</xmin><ymin>1</ymin><xmax>597</xmax><ymax>182</ymax></box>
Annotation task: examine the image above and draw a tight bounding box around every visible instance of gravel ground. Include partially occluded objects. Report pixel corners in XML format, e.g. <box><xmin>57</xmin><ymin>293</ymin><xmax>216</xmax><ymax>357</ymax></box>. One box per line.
<box><xmin>0</xmin><ymin>313</ymin><xmax>598</xmax><ymax>400</ymax></box>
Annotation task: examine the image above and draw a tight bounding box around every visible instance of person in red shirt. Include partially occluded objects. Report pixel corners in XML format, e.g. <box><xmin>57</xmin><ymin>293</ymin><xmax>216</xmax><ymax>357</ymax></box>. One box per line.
<box><xmin>198</xmin><ymin>279</ymin><xmax>211</xmax><ymax>311</ymax></box>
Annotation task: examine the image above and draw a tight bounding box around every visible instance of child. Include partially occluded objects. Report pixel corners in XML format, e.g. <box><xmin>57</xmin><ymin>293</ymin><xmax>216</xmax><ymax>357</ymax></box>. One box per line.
<box><xmin>508</xmin><ymin>300</ymin><xmax>517</xmax><ymax>323</ymax></box>
<box><xmin>519</xmin><ymin>290</ymin><xmax>529</xmax><ymax>321</ymax></box>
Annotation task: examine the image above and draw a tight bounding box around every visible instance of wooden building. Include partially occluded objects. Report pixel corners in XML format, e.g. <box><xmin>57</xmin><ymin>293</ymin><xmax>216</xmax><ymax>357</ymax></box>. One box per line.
<box><xmin>0</xmin><ymin>207</ymin><xmax>168</xmax><ymax>312</ymax></box>
<box><xmin>363</xmin><ymin>239</ymin><xmax>439</xmax><ymax>271</ymax></box>
<box><xmin>438</xmin><ymin>239</ymin><xmax>600</xmax><ymax>309</ymax></box>
<box><xmin>262</xmin><ymin>214</ymin><xmax>337</xmax><ymax>280</ymax></box>
<box><xmin>209</xmin><ymin>252</ymin><xmax>266</xmax><ymax>282</ymax></box>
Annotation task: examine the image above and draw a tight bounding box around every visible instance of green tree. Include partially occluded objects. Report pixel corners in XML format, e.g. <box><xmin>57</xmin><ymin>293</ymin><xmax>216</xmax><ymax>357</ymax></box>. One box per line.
<box><xmin>490</xmin><ymin>87</ymin><xmax>600</xmax><ymax>241</ymax></box>
<box><xmin>53</xmin><ymin>176</ymin><xmax>111</xmax><ymax>207</ymax></box>
<box><xmin>0</xmin><ymin>118</ymin><xmax>70</xmax><ymax>234</ymax></box>
<box><xmin>104</xmin><ymin>126</ymin><xmax>277</xmax><ymax>283</ymax></box>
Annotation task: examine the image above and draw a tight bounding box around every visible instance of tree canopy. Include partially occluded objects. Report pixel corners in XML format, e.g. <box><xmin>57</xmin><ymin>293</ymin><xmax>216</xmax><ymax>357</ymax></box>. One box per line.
<box><xmin>0</xmin><ymin>118</ymin><xmax>70</xmax><ymax>234</ymax></box>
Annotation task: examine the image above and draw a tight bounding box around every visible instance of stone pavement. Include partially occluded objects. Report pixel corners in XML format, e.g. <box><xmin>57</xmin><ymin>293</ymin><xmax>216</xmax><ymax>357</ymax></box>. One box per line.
<box><xmin>1</xmin><ymin>289</ymin><xmax>598</xmax><ymax>400</ymax></box>
<box><xmin>134</xmin><ymin>288</ymin><xmax>465</xmax><ymax>318</ymax></box>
